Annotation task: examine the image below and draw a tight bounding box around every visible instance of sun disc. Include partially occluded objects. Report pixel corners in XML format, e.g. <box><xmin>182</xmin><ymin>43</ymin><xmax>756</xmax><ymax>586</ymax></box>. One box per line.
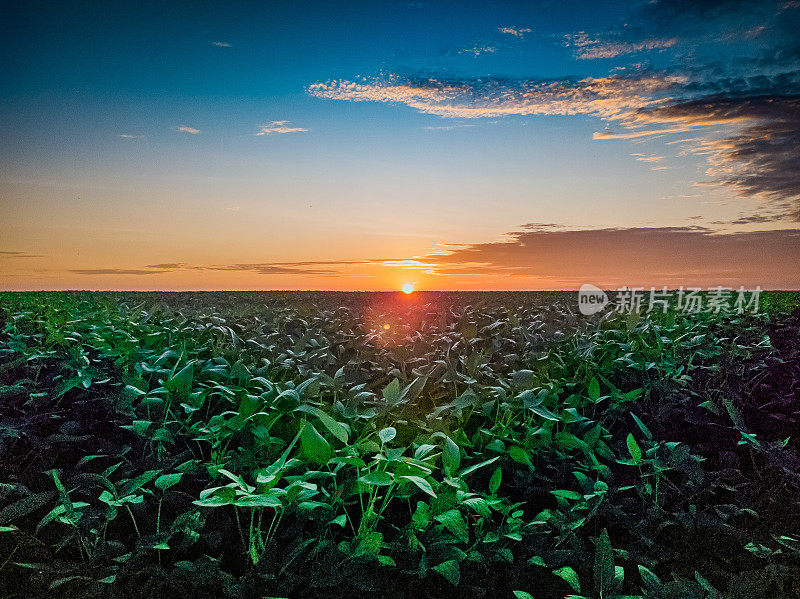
<box><xmin>402</xmin><ymin>283</ymin><xmax>414</xmax><ymax>294</ymax></box>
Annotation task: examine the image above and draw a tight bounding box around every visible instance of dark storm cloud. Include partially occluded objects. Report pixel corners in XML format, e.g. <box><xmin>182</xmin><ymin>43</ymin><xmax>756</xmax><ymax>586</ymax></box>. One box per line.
<box><xmin>632</xmin><ymin>95</ymin><xmax>800</xmax><ymax>212</ymax></box>
<box><xmin>573</xmin><ymin>1</ymin><xmax>800</xmax><ymax>217</ymax></box>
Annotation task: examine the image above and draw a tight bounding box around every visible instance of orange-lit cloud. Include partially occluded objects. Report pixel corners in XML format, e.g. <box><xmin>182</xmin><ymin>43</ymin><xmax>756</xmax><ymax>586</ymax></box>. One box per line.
<box><xmin>53</xmin><ymin>226</ymin><xmax>800</xmax><ymax>290</ymax></box>
<box><xmin>564</xmin><ymin>33</ymin><xmax>678</xmax><ymax>59</ymax></box>
<box><xmin>307</xmin><ymin>73</ymin><xmax>683</xmax><ymax>120</ymax></box>
<box><xmin>0</xmin><ymin>251</ymin><xmax>44</xmax><ymax>258</ymax></box>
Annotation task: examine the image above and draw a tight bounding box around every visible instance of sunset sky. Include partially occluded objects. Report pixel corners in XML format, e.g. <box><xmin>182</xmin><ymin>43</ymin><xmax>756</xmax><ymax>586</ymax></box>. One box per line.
<box><xmin>2</xmin><ymin>0</ymin><xmax>799</xmax><ymax>290</ymax></box>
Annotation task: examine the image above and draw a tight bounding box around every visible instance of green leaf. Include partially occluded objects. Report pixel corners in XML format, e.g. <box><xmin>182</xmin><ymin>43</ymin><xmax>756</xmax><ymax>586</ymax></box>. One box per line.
<box><xmin>432</xmin><ymin>559</ymin><xmax>461</xmax><ymax>586</ymax></box>
<box><xmin>165</xmin><ymin>362</ymin><xmax>193</xmax><ymax>396</ymax></box>
<box><xmin>382</xmin><ymin>378</ymin><xmax>401</xmax><ymax>404</ymax></box>
<box><xmin>723</xmin><ymin>397</ymin><xmax>745</xmax><ymax>430</ymax></box>
<box><xmin>0</xmin><ymin>491</ymin><xmax>55</xmax><ymax>523</ymax></box>
<box><xmin>300</xmin><ymin>421</ymin><xmax>332</xmax><ymax>465</ymax></box>
<box><xmin>235</xmin><ymin>494</ymin><xmax>283</xmax><ymax>508</ymax></box>
<box><xmin>330</xmin><ymin>514</ymin><xmax>347</xmax><ymax>527</ymax></box>
<box><xmin>378</xmin><ymin>427</ymin><xmax>397</xmax><ymax>444</ymax></box>
<box><xmin>400</xmin><ymin>376</ymin><xmax>427</xmax><ymax>403</ymax></box>
<box><xmin>587</xmin><ymin>378</ymin><xmax>601</xmax><ymax>401</ymax></box>
<box><xmin>411</xmin><ymin>501</ymin><xmax>431</xmax><ymax>531</ymax></box>
<box><xmin>699</xmin><ymin>400</ymin><xmax>720</xmax><ymax>414</ymax></box>
<box><xmin>508</xmin><ymin>445</ymin><xmax>531</xmax><ymax>466</ymax></box>
<box><xmin>360</xmin><ymin>471</ymin><xmax>393</xmax><ymax>486</ymax></box>
<box><xmin>442</xmin><ymin>435</ymin><xmax>461</xmax><ymax>474</ymax></box>
<box><xmin>377</xmin><ymin>554</ymin><xmax>396</xmax><ymax>567</ymax></box>
<box><xmin>626</xmin><ymin>433</ymin><xmax>642</xmax><ymax>465</ymax></box>
<box><xmin>637</xmin><ymin>564</ymin><xmax>661</xmax><ymax>589</ymax></box>
<box><xmin>594</xmin><ymin>528</ymin><xmax>615</xmax><ymax>595</ymax></box>
<box><xmin>529</xmin><ymin>404</ymin><xmax>559</xmax><ymax>421</ymax></box>
<box><xmin>513</xmin><ymin>592</ymin><xmax>535</xmax><ymax>599</ymax></box>
<box><xmin>629</xmin><ymin>412</ymin><xmax>652</xmax><ymax>440</ymax></box>
<box><xmin>512</xmin><ymin>370</ymin><xmax>536</xmax><ymax>388</ymax></box>
<box><xmin>401</xmin><ymin>475</ymin><xmax>437</xmax><ymax>498</ymax></box>
<box><xmin>295</xmin><ymin>405</ymin><xmax>349</xmax><ymax>443</ymax></box>
<box><xmin>435</xmin><ymin>509</ymin><xmax>469</xmax><ymax>543</ymax></box>
<box><xmin>459</xmin><ymin>456</ymin><xmax>499</xmax><ymax>477</ymax></box>
<box><xmin>489</xmin><ymin>467</ymin><xmax>502</xmax><ymax>494</ymax></box>
<box><xmin>155</xmin><ymin>473</ymin><xmax>183</xmax><ymax>491</ymax></box>
<box><xmin>553</xmin><ymin>566</ymin><xmax>581</xmax><ymax>592</ymax></box>
<box><xmin>356</xmin><ymin>530</ymin><xmax>383</xmax><ymax>557</ymax></box>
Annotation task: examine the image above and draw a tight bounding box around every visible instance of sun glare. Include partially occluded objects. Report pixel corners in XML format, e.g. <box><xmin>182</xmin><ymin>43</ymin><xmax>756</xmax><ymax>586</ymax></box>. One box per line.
<box><xmin>402</xmin><ymin>283</ymin><xmax>415</xmax><ymax>294</ymax></box>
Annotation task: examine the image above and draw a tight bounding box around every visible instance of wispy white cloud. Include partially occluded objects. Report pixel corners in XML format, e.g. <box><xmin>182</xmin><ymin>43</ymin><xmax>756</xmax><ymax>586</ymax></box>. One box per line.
<box><xmin>177</xmin><ymin>125</ymin><xmax>200</xmax><ymax>134</ymax></box>
<box><xmin>498</xmin><ymin>26</ymin><xmax>531</xmax><ymax>38</ymax></box>
<box><xmin>460</xmin><ymin>44</ymin><xmax>496</xmax><ymax>57</ymax></box>
<box><xmin>423</xmin><ymin>123</ymin><xmax>476</xmax><ymax>131</ymax></box>
<box><xmin>255</xmin><ymin>121</ymin><xmax>308</xmax><ymax>135</ymax></box>
<box><xmin>119</xmin><ymin>133</ymin><xmax>144</xmax><ymax>139</ymax></box>
<box><xmin>212</xmin><ymin>41</ymin><xmax>231</xmax><ymax>47</ymax></box>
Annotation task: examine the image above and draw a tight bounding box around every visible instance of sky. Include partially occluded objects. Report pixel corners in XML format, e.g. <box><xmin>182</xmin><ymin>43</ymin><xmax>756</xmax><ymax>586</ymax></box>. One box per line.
<box><xmin>2</xmin><ymin>0</ymin><xmax>799</xmax><ymax>290</ymax></box>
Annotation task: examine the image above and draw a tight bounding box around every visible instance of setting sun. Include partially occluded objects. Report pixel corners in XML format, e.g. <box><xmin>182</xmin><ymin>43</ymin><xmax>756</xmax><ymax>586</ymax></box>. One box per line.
<box><xmin>402</xmin><ymin>283</ymin><xmax>415</xmax><ymax>294</ymax></box>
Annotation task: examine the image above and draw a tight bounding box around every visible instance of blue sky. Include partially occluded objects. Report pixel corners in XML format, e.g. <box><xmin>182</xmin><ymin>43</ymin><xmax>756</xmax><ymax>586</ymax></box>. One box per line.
<box><xmin>2</xmin><ymin>0</ymin><xmax>799</xmax><ymax>289</ymax></box>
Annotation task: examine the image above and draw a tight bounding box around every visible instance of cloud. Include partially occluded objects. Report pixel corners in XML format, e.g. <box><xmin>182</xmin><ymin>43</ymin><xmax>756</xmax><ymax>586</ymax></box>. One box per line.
<box><xmin>144</xmin><ymin>263</ymin><xmax>185</xmax><ymax>270</ymax></box>
<box><xmin>255</xmin><ymin>121</ymin><xmax>308</xmax><ymax>135</ymax></box>
<box><xmin>565</xmin><ymin>33</ymin><xmax>678</xmax><ymax>59</ymax></box>
<box><xmin>307</xmin><ymin>65</ymin><xmax>798</xmax><ymax>216</ymax></box>
<box><xmin>310</xmin><ymin>72</ymin><xmax>800</xmax><ymax>215</ymax></box>
<box><xmin>713</xmin><ymin>213</ymin><xmax>794</xmax><ymax>225</ymax></box>
<box><xmin>422</xmin><ymin>123</ymin><xmax>476</xmax><ymax>131</ymax></box>
<box><xmin>416</xmin><ymin>226</ymin><xmax>800</xmax><ymax>288</ymax></box>
<box><xmin>632</xmin><ymin>153</ymin><xmax>665</xmax><ymax>162</ymax></box>
<box><xmin>201</xmin><ymin>264</ymin><xmax>337</xmax><ymax>275</ymax></box>
<box><xmin>306</xmin><ymin>0</ymin><xmax>800</xmax><ymax>220</ymax></box>
<box><xmin>593</xmin><ymin>127</ymin><xmax>691</xmax><ymax>139</ymax></box>
<box><xmin>498</xmin><ymin>26</ymin><xmax>531</xmax><ymax>38</ymax></box>
<box><xmin>629</xmin><ymin>95</ymin><xmax>800</xmax><ymax>212</ymax></box>
<box><xmin>212</xmin><ymin>41</ymin><xmax>231</xmax><ymax>47</ymax></box>
<box><xmin>119</xmin><ymin>134</ymin><xmax>144</xmax><ymax>139</ymax></box>
<box><xmin>176</xmin><ymin>125</ymin><xmax>200</xmax><ymax>134</ymax></box>
<box><xmin>307</xmin><ymin>72</ymin><xmax>683</xmax><ymax>120</ymax></box>
<box><xmin>71</xmin><ymin>269</ymin><xmax>171</xmax><ymax>275</ymax></box>
<box><xmin>520</xmin><ymin>223</ymin><xmax>568</xmax><ymax>231</ymax></box>
<box><xmin>460</xmin><ymin>44</ymin><xmax>497</xmax><ymax>57</ymax></box>
<box><xmin>0</xmin><ymin>251</ymin><xmax>43</xmax><ymax>258</ymax></box>
<box><xmin>59</xmin><ymin>223</ymin><xmax>800</xmax><ymax>287</ymax></box>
